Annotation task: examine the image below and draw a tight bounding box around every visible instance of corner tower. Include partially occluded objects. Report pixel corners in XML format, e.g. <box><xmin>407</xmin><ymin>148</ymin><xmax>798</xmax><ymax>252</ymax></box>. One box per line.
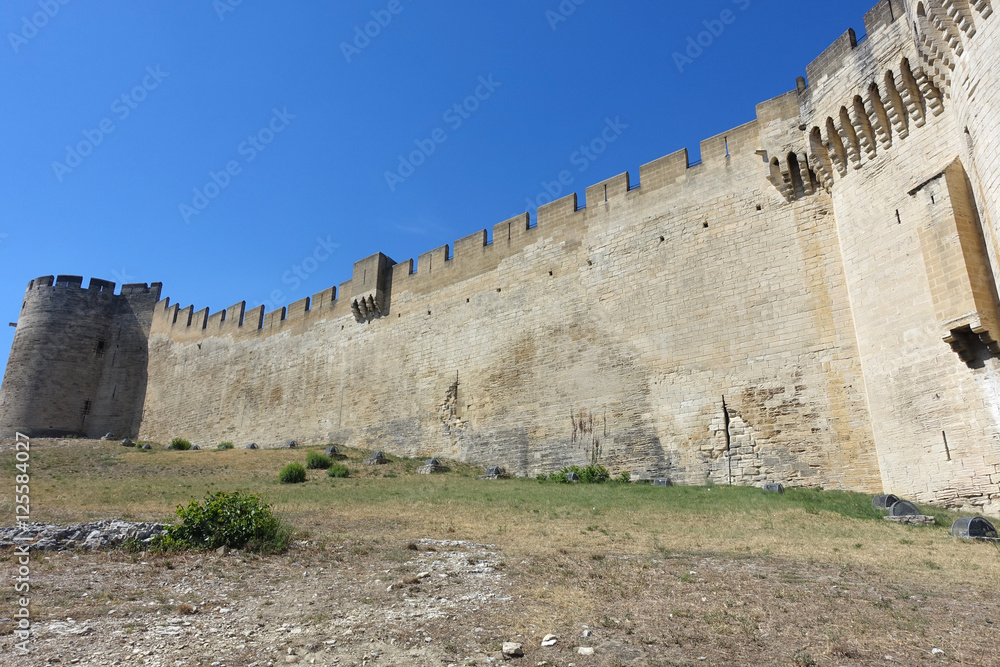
<box><xmin>0</xmin><ymin>276</ymin><xmax>161</xmax><ymax>438</ymax></box>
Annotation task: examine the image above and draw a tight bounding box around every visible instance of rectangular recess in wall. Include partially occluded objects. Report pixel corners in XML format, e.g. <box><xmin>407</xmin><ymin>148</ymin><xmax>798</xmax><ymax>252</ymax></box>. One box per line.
<box><xmin>916</xmin><ymin>160</ymin><xmax>1000</xmax><ymax>365</ymax></box>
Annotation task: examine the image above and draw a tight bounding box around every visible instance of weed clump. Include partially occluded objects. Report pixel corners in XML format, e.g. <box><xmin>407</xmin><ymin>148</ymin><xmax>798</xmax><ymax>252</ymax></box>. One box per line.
<box><xmin>151</xmin><ymin>490</ymin><xmax>290</xmax><ymax>553</ymax></box>
<box><xmin>217</xmin><ymin>441</ymin><xmax>234</xmax><ymax>450</ymax></box>
<box><xmin>306</xmin><ymin>451</ymin><xmax>333</xmax><ymax>470</ymax></box>
<box><xmin>168</xmin><ymin>438</ymin><xmax>192</xmax><ymax>451</ymax></box>
<box><xmin>279</xmin><ymin>462</ymin><xmax>307</xmax><ymax>484</ymax></box>
<box><xmin>328</xmin><ymin>464</ymin><xmax>351</xmax><ymax>478</ymax></box>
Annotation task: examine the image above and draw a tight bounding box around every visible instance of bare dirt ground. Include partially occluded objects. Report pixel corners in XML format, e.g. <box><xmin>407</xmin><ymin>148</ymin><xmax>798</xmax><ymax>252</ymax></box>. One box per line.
<box><xmin>3</xmin><ymin>439</ymin><xmax>1000</xmax><ymax>666</ymax></box>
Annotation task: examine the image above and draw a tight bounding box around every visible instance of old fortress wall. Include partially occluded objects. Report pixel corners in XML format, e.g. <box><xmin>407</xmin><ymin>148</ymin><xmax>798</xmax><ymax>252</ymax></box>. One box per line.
<box><xmin>3</xmin><ymin>0</ymin><xmax>1000</xmax><ymax>511</ymax></box>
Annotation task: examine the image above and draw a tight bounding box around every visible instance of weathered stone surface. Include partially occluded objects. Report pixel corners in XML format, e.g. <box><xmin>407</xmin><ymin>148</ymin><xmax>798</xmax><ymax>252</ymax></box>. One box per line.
<box><xmin>884</xmin><ymin>515</ymin><xmax>936</xmax><ymax>526</ymax></box>
<box><xmin>0</xmin><ymin>520</ymin><xmax>165</xmax><ymax>551</ymax></box>
<box><xmin>501</xmin><ymin>642</ymin><xmax>523</xmax><ymax>657</ymax></box>
<box><xmin>365</xmin><ymin>451</ymin><xmax>387</xmax><ymax>465</ymax></box>
<box><xmin>4</xmin><ymin>4</ymin><xmax>1000</xmax><ymax>515</ymax></box>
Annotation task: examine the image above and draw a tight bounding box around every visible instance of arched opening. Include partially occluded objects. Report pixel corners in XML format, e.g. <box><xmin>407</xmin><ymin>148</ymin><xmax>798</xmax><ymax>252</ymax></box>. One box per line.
<box><xmin>839</xmin><ymin>106</ymin><xmax>861</xmax><ymax>166</ymax></box>
<box><xmin>787</xmin><ymin>153</ymin><xmax>805</xmax><ymax>198</ymax></box>
<box><xmin>868</xmin><ymin>82</ymin><xmax>893</xmax><ymax>146</ymax></box>
<box><xmin>825</xmin><ymin>117</ymin><xmax>848</xmax><ymax>175</ymax></box>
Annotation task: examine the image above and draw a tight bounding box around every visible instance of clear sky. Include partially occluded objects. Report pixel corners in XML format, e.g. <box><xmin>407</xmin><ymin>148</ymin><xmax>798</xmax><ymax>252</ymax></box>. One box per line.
<box><xmin>0</xmin><ymin>0</ymin><xmax>879</xmax><ymax>369</ymax></box>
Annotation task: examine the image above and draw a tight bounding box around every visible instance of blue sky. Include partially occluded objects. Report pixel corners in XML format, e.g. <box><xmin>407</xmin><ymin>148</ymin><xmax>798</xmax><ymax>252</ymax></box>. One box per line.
<box><xmin>0</xmin><ymin>0</ymin><xmax>878</xmax><ymax>368</ymax></box>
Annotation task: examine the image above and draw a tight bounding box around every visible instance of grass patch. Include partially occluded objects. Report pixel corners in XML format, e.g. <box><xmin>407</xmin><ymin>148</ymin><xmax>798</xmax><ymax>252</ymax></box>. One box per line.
<box><xmin>217</xmin><ymin>441</ymin><xmax>234</xmax><ymax>450</ymax></box>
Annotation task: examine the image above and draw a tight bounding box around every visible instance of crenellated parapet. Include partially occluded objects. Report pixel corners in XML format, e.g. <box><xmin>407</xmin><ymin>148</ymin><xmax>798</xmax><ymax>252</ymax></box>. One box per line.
<box><xmin>756</xmin><ymin>0</ymin><xmax>993</xmax><ymax>203</ymax></box>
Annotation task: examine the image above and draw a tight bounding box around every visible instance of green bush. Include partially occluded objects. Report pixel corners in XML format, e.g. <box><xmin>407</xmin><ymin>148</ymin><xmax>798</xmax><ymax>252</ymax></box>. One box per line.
<box><xmin>306</xmin><ymin>451</ymin><xmax>332</xmax><ymax>470</ymax></box>
<box><xmin>279</xmin><ymin>462</ymin><xmax>307</xmax><ymax>484</ymax></box>
<box><xmin>151</xmin><ymin>490</ymin><xmax>290</xmax><ymax>553</ymax></box>
<box><xmin>169</xmin><ymin>438</ymin><xmax>192</xmax><ymax>451</ymax></box>
<box><xmin>581</xmin><ymin>464</ymin><xmax>610</xmax><ymax>484</ymax></box>
<box><xmin>540</xmin><ymin>464</ymin><xmax>612</xmax><ymax>484</ymax></box>
<box><xmin>217</xmin><ymin>441</ymin><xmax>234</xmax><ymax>450</ymax></box>
<box><xmin>328</xmin><ymin>464</ymin><xmax>351</xmax><ymax>478</ymax></box>
<box><xmin>617</xmin><ymin>471</ymin><xmax>631</xmax><ymax>484</ymax></box>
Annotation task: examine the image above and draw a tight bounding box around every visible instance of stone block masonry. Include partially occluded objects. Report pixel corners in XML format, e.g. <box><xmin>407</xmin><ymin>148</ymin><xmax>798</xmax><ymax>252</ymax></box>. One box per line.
<box><xmin>2</xmin><ymin>0</ymin><xmax>999</xmax><ymax>514</ymax></box>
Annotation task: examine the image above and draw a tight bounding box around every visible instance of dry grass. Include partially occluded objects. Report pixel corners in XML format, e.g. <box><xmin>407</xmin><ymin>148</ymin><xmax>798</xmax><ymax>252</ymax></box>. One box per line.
<box><xmin>3</xmin><ymin>439</ymin><xmax>1000</xmax><ymax>665</ymax></box>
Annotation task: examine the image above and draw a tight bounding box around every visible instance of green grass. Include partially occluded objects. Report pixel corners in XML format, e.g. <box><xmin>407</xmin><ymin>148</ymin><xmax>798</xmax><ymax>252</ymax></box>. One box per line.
<box><xmin>3</xmin><ymin>439</ymin><xmax>987</xmax><ymax>588</ymax></box>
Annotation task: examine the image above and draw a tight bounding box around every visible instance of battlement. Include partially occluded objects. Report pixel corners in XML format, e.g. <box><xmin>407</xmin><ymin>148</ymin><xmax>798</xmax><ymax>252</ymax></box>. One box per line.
<box><xmin>148</xmin><ymin>0</ymin><xmax>996</xmax><ymax>344</ymax></box>
<box><xmin>26</xmin><ymin>275</ymin><xmax>162</xmax><ymax>298</ymax></box>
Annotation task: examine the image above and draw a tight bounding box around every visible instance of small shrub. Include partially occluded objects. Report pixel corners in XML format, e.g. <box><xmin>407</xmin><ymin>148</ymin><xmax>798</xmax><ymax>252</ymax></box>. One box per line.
<box><xmin>581</xmin><ymin>464</ymin><xmax>610</xmax><ymax>484</ymax></box>
<box><xmin>328</xmin><ymin>464</ymin><xmax>351</xmax><ymax>478</ymax></box>
<box><xmin>151</xmin><ymin>490</ymin><xmax>289</xmax><ymax>553</ymax></box>
<box><xmin>536</xmin><ymin>473</ymin><xmax>547</xmax><ymax>483</ymax></box>
<box><xmin>306</xmin><ymin>451</ymin><xmax>333</xmax><ymax>470</ymax></box>
<box><xmin>618</xmin><ymin>471</ymin><xmax>631</xmax><ymax>484</ymax></box>
<box><xmin>217</xmin><ymin>441</ymin><xmax>234</xmax><ymax>450</ymax></box>
<box><xmin>279</xmin><ymin>462</ymin><xmax>307</xmax><ymax>484</ymax></box>
<box><xmin>169</xmin><ymin>438</ymin><xmax>192</xmax><ymax>451</ymax></box>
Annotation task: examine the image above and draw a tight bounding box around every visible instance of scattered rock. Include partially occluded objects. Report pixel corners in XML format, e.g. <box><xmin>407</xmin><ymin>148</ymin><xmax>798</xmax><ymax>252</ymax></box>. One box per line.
<box><xmin>216</xmin><ymin>545</ymin><xmax>229</xmax><ymax>556</ymax></box>
<box><xmin>932</xmin><ymin>648</ymin><xmax>945</xmax><ymax>656</ymax></box>
<box><xmin>119</xmin><ymin>438</ymin><xmax>135</xmax><ymax>448</ymax></box>
<box><xmin>141</xmin><ymin>444</ymin><xmax>152</xmax><ymax>450</ymax></box>
<box><xmin>581</xmin><ymin>629</ymin><xmax>592</xmax><ymax>638</ymax></box>
<box><xmin>502</xmin><ymin>642</ymin><xmax>524</xmax><ymax>657</ymax></box>
<box><xmin>245</xmin><ymin>443</ymin><xmax>259</xmax><ymax>450</ymax></box>
<box><xmin>0</xmin><ymin>520</ymin><xmax>166</xmax><ymax>551</ymax></box>
<box><xmin>653</xmin><ymin>478</ymin><xmax>672</xmax><ymax>487</ymax></box>
<box><xmin>762</xmin><ymin>483</ymin><xmax>784</xmax><ymax>494</ymax></box>
<box><xmin>365</xmin><ymin>451</ymin><xmax>388</xmax><ymax>465</ymax></box>
<box><xmin>101</xmin><ymin>432</ymin><xmax>115</xmax><ymax>440</ymax></box>
<box><xmin>884</xmin><ymin>514</ymin><xmax>936</xmax><ymax>526</ymax></box>
<box><xmin>190</xmin><ymin>445</ymin><xmax>200</xmax><ymax>450</ymax></box>
<box><xmin>418</xmin><ymin>458</ymin><xmax>447</xmax><ymax>474</ymax></box>
<box><xmin>541</xmin><ymin>634</ymin><xmax>558</xmax><ymax>647</ymax></box>
<box><xmin>285</xmin><ymin>440</ymin><xmax>297</xmax><ymax>448</ymax></box>
<box><xmin>325</xmin><ymin>445</ymin><xmax>339</xmax><ymax>458</ymax></box>
<box><xmin>577</xmin><ymin>646</ymin><xmax>594</xmax><ymax>655</ymax></box>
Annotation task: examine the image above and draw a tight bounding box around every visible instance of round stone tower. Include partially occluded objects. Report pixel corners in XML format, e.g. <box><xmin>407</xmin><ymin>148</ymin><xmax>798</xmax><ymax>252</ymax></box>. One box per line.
<box><xmin>0</xmin><ymin>275</ymin><xmax>161</xmax><ymax>438</ymax></box>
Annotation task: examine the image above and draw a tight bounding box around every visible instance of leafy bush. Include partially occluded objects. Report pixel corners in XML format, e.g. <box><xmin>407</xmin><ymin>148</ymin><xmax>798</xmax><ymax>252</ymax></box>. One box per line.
<box><xmin>581</xmin><ymin>464</ymin><xmax>610</xmax><ymax>484</ymax></box>
<box><xmin>617</xmin><ymin>471</ymin><xmax>631</xmax><ymax>484</ymax></box>
<box><xmin>151</xmin><ymin>490</ymin><xmax>289</xmax><ymax>553</ymax></box>
<box><xmin>279</xmin><ymin>462</ymin><xmax>307</xmax><ymax>484</ymax></box>
<box><xmin>541</xmin><ymin>465</ymin><xmax>612</xmax><ymax>484</ymax></box>
<box><xmin>169</xmin><ymin>438</ymin><xmax>192</xmax><ymax>451</ymax></box>
<box><xmin>328</xmin><ymin>464</ymin><xmax>351</xmax><ymax>478</ymax></box>
<box><xmin>217</xmin><ymin>441</ymin><xmax>234</xmax><ymax>450</ymax></box>
<box><xmin>306</xmin><ymin>451</ymin><xmax>332</xmax><ymax>470</ymax></box>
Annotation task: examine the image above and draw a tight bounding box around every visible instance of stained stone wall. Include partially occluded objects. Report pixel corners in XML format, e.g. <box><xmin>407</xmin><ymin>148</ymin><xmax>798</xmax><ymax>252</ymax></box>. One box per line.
<box><xmin>4</xmin><ymin>0</ymin><xmax>1000</xmax><ymax>512</ymax></box>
